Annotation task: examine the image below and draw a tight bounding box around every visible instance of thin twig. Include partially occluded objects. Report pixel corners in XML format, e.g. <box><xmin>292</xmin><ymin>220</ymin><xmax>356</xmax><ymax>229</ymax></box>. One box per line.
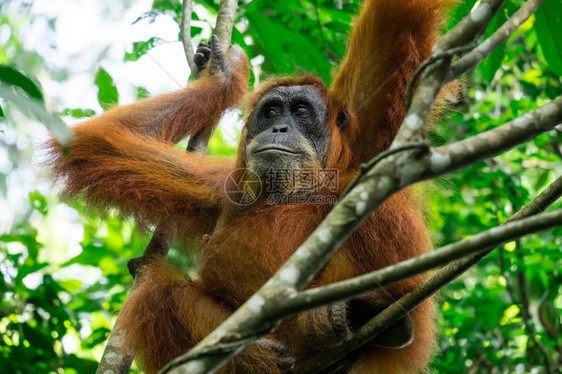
<box><xmin>507</xmin><ymin>176</ymin><xmax>552</xmax><ymax>373</ymax></box>
<box><xmin>404</xmin><ymin>42</ymin><xmax>477</xmax><ymax>110</ymax></box>
<box><xmin>312</xmin><ymin>0</ymin><xmax>331</xmax><ymax>58</ymax></box>
<box><xmin>450</xmin><ymin>0</ymin><xmax>544</xmax><ymax>79</ymax></box>
<box><xmin>489</xmin><ymin>162</ymin><xmax>551</xmax><ymax>372</ymax></box>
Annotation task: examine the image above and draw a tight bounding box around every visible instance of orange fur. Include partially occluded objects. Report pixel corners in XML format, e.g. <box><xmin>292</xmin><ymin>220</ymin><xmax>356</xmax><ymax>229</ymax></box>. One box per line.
<box><xmin>47</xmin><ymin>48</ymin><xmax>248</xmax><ymax>238</ymax></box>
<box><xmin>46</xmin><ymin>1</ymin><xmax>453</xmax><ymax>372</ymax></box>
<box><xmin>332</xmin><ymin>0</ymin><xmax>455</xmax><ymax>160</ymax></box>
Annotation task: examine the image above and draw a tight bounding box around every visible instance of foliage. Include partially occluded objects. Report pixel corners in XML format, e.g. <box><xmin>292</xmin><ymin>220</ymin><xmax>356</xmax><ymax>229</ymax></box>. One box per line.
<box><xmin>429</xmin><ymin>1</ymin><xmax>562</xmax><ymax>371</ymax></box>
<box><xmin>0</xmin><ymin>0</ymin><xmax>561</xmax><ymax>373</ymax></box>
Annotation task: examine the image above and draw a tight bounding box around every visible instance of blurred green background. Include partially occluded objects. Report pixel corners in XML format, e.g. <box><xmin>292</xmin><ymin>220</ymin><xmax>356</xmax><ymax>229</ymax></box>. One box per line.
<box><xmin>1</xmin><ymin>0</ymin><xmax>561</xmax><ymax>373</ymax></box>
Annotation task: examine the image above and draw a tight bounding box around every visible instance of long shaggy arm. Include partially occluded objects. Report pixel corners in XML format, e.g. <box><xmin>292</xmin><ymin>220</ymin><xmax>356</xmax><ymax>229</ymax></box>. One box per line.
<box><xmin>331</xmin><ymin>0</ymin><xmax>453</xmax><ymax>161</ymax></box>
<box><xmin>46</xmin><ymin>45</ymin><xmax>249</xmax><ymax>232</ymax></box>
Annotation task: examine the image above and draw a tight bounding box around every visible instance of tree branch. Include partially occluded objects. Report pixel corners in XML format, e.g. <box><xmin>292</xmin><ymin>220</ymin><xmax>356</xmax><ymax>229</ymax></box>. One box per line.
<box><xmin>395</xmin><ymin>0</ymin><xmax>544</xmax><ymax>147</ymax></box>
<box><xmin>295</xmin><ymin>175</ymin><xmax>562</xmax><ymax>373</ymax></box>
<box><xmin>433</xmin><ymin>0</ymin><xmax>506</xmax><ymax>55</ymax></box>
<box><xmin>395</xmin><ymin>0</ymin><xmax>507</xmax><ymax>146</ymax></box>
<box><xmin>95</xmin><ymin>2</ymin><xmax>239</xmax><ymax>373</ymax></box>
<box><xmin>214</xmin><ymin>0</ymin><xmax>237</xmax><ymax>49</ymax></box>
<box><xmin>450</xmin><ymin>0</ymin><xmax>544</xmax><ymax>79</ymax></box>
<box><xmin>181</xmin><ymin>0</ymin><xmax>198</xmax><ymax>77</ymax></box>
<box><xmin>285</xmin><ymin>208</ymin><xmax>562</xmax><ymax>314</ymax></box>
<box><xmin>161</xmin><ymin>0</ymin><xmax>562</xmax><ymax>370</ymax></box>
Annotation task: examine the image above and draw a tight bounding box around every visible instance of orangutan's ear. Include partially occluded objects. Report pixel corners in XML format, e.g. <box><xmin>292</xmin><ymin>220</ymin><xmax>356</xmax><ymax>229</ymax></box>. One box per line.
<box><xmin>336</xmin><ymin>109</ymin><xmax>350</xmax><ymax>129</ymax></box>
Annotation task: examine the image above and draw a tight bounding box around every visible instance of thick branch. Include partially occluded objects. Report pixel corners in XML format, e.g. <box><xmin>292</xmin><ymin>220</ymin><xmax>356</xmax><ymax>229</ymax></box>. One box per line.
<box><xmin>94</xmin><ymin>298</ymin><xmax>137</xmax><ymax>374</ymax></box>
<box><xmin>214</xmin><ymin>0</ymin><xmax>238</xmax><ymax>49</ymax></box>
<box><xmin>182</xmin><ymin>0</ymin><xmax>238</xmax><ymax>78</ymax></box>
<box><xmin>286</xmin><ymin>208</ymin><xmax>562</xmax><ymax>313</ymax></box>
<box><xmin>295</xmin><ymin>175</ymin><xmax>562</xmax><ymax>373</ymax></box>
<box><xmin>427</xmin><ymin>97</ymin><xmax>562</xmax><ymax>177</ymax></box>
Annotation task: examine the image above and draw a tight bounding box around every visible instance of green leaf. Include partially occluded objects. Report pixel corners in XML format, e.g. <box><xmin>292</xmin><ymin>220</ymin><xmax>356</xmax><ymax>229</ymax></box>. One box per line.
<box><xmin>21</xmin><ymin>324</ymin><xmax>56</xmax><ymax>355</ymax></box>
<box><xmin>479</xmin><ymin>44</ymin><xmax>505</xmax><ymax>83</ymax></box>
<box><xmin>82</xmin><ymin>327</ymin><xmax>111</xmax><ymax>349</ymax></box>
<box><xmin>246</xmin><ymin>11</ymin><xmax>331</xmax><ymax>82</ymax></box>
<box><xmin>95</xmin><ymin>68</ymin><xmax>119</xmax><ymax>111</ymax></box>
<box><xmin>29</xmin><ymin>191</ymin><xmax>48</xmax><ymax>215</ymax></box>
<box><xmin>152</xmin><ymin>0</ymin><xmax>182</xmax><ymax>14</ymax></box>
<box><xmin>535</xmin><ymin>0</ymin><xmax>562</xmax><ymax>75</ymax></box>
<box><xmin>534</xmin><ymin>168</ymin><xmax>552</xmax><ymax>192</ymax></box>
<box><xmin>0</xmin><ymin>65</ymin><xmax>44</xmax><ymax>102</ymax></box>
<box><xmin>445</xmin><ymin>0</ymin><xmax>478</xmax><ymax>30</ymax></box>
<box><xmin>136</xmin><ymin>86</ymin><xmax>150</xmax><ymax>100</ymax></box>
<box><xmin>479</xmin><ymin>2</ymin><xmax>518</xmax><ymax>83</ymax></box>
<box><xmin>59</xmin><ymin>108</ymin><xmax>96</xmax><ymax>118</ymax></box>
<box><xmin>132</xmin><ymin>10</ymin><xmax>165</xmax><ymax>24</ymax></box>
<box><xmin>246</xmin><ymin>12</ymin><xmax>293</xmax><ymax>75</ymax></box>
<box><xmin>125</xmin><ymin>37</ymin><xmax>166</xmax><ymax>62</ymax></box>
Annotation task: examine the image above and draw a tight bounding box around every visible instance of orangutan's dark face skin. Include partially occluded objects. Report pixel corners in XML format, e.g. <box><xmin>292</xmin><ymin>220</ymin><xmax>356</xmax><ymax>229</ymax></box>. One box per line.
<box><xmin>244</xmin><ymin>85</ymin><xmax>331</xmax><ymax>177</ymax></box>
